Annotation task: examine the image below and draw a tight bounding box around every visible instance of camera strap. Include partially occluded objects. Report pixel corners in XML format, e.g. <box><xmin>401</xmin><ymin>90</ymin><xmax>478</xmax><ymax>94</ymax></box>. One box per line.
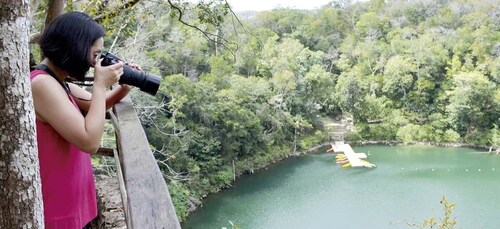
<box><xmin>34</xmin><ymin>64</ymin><xmax>71</xmax><ymax>95</ymax></box>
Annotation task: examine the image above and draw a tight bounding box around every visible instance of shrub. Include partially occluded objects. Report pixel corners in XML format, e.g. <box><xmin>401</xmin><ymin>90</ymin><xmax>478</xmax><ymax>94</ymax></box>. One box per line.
<box><xmin>396</xmin><ymin>124</ymin><xmax>420</xmax><ymax>143</ymax></box>
<box><xmin>212</xmin><ymin>168</ymin><xmax>234</xmax><ymax>188</ymax></box>
<box><xmin>168</xmin><ymin>183</ymin><xmax>191</xmax><ymax>221</ymax></box>
<box><xmin>443</xmin><ymin>129</ymin><xmax>461</xmax><ymax>142</ymax></box>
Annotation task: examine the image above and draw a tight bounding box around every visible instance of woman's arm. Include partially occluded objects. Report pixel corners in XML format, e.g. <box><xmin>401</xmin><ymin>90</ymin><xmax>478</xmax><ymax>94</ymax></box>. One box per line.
<box><xmin>32</xmin><ymin>75</ymin><xmax>109</xmax><ymax>153</ymax></box>
<box><xmin>31</xmin><ymin>60</ymin><xmax>122</xmax><ymax>154</ymax></box>
<box><xmin>69</xmin><ymin>83</ymin><xmax>132</xmax><ymax>111</ymax></box>
<box><xmin>70</xmin><ymin>63</ymin><xmax>139</xmax><ymax>111</ymax></box>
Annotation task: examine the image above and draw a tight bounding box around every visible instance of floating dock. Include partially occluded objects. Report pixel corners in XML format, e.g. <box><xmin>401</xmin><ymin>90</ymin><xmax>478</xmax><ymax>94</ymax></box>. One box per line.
<box><xmin>331</xmin><ymin>142</ymin><xmax>375</xmax><ymax>168</ymax></box>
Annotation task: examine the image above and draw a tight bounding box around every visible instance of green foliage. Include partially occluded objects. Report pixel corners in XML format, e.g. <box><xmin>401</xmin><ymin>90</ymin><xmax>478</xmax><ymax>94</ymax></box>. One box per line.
<box><xmin>490</xmin><ymin>125</ymin><xmax>500</xmax><ymax>148</ymax></box>
<box><xmin>419</xmin><ymin>196</ymin><xmax>457</xmax><ymax>229</ymax></box>
<box><xmin>209</xmin><ymin>54</ymin><xmax>234</xmax><ymax>77</ymax></box>
<box><xmin>168</xmin><ymin>183</ymin><xmax>192</xmax><ymax>221</ymax></box>
<box><xmin>396</xmin><ymin>124</ymin><xmax>420</xmax><ymax>143</ymax></box>
<box><xmin>382</xmin><ymin>55</ymin><xmax>416</xmax><ymax>101</ymax></box>
<box><xmin>443</xmin><ymin>129</ymin><xmax>461</xmax><ymax>143</ymax></box>
<box><xmin>195</xmin><ymin>0</ymin><xmax>229</xmax><ymax>27</ymax></box>
<box><xmin>296</xmin><ymin>7</ymin><xmax>348</xmax><ymax>51</ymax></box>
<box><xmin>211</xmin><ymin>168</ymin><xmax>233</xmax><ymax>188</ymax></box>
<box><xmin>428</xmin><ymin>7</ymin><xmax>461</xmax><ymax>29</ymax></box>
<box><xmin>299</xmin><ymin>130</ymin><xmax>328</xmax><ymax>150</ymax></box>
<box><xmin>446</xmin><ymin>72</ymin><xmax>496</xmax><ymax>136</ymax></box>
<box><xmin>355</xmin><ymin>12</ymin><xmax>387</xmax><ymax>38</ymax></box>
<box><xmin>255</xmin><ymin>9</ymin><xmax>307</xmax><ymax>38</ymax></box>
<box><xmin>304</xmin><ymin>65</ymin><xmax>337</xmax><ymax>112</ymax></box>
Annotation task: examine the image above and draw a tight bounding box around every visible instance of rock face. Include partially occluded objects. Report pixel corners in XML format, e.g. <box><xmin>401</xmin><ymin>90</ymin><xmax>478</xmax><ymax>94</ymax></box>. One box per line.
<box><xmin>92</xmin><ymin>175</ymin><xmax>127</xmax><ymax>229</ymax></box>
<box><xmin>325</xmin><ymin>117</ymin><xmax>352</xmax><ymax>142</ymax></box>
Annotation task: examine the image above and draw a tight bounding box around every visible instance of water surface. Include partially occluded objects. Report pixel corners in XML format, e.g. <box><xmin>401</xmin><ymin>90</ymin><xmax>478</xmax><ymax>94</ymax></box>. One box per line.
<box><xmin>183</xmin><ymin>145</ymin><xmax>500</xmax><ymax>229</ymax></box>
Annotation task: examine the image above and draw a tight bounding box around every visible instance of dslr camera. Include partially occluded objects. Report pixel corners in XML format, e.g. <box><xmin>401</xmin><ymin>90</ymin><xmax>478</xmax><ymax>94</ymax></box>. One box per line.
<box><xmin>100</xmin><ymin>52</ymin><xmax>161</xmax><ymax>95</ymax></box>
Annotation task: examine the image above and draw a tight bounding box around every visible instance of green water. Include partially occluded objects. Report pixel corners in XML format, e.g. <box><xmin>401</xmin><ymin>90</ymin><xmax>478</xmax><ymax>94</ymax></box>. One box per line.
<box><xmin>182</xmin><ymin>145</ymin><xmax>500</xmax><ymax>229</ymax></box>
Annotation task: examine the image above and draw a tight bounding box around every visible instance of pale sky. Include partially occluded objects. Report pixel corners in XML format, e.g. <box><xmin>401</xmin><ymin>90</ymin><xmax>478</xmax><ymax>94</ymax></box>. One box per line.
<box><xmin>225</xmin><ymin>0</ymin><xmax>334</xmax><ymax>12</ymax></box>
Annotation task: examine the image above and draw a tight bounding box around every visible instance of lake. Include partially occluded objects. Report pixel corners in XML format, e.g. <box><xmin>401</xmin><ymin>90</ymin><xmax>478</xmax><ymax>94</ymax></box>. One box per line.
<box><xmin>183</xmin><ymin>145</ymin><xmax>500</xmax><ymax>229</ymax></box>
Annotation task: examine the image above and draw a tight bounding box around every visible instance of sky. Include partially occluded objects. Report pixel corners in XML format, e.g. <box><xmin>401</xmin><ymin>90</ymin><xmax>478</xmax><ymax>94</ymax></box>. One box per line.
<box><xmin>225</xmin><ymin>0</ymin><xmax>334</xmax><ymax>12</ymax></box>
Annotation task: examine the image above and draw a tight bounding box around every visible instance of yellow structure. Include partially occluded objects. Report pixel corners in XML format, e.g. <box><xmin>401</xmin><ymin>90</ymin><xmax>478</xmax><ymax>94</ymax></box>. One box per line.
<box><xmin>331</xmin><ymin>142</ymin><xmax>376</xmax><ymax>168</ymax></box>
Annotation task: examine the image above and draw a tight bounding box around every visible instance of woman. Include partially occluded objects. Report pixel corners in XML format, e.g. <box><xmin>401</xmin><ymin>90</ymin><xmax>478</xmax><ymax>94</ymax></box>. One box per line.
<box><xmin>30</xmin><ymin>12</ymin><xmax>131</xmax><ymax>228</ymax></box>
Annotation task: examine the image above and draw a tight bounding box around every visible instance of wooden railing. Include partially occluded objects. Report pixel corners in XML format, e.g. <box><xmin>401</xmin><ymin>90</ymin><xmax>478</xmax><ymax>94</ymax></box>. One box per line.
<box><xmin>99</xmin><ymin>96</ymin><xmax>181</xmax><ymax>228</ymax></box>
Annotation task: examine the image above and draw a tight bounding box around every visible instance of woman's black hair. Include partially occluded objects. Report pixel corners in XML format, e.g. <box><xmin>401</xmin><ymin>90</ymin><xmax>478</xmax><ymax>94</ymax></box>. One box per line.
<box><xmin>39</xmin><ymin>12</ymin><xmax>105</xmax><ymax>81</ymax></box>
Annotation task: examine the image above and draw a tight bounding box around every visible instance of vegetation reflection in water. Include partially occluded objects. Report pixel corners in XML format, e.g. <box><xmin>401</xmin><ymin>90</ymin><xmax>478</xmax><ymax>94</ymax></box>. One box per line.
<box><xmin>183</xmin><ymin>145</ymin><xmax>500</xmax><ymax>229</ymax></box>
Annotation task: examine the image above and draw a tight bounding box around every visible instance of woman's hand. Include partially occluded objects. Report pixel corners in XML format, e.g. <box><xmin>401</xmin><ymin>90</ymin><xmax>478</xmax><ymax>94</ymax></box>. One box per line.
<box><xmin>119</xmin><ymin>62</ymin><xmax>142</xmax><ymax>91</ymax></box>
<box><xmin>127</xmin><ymin>62</ymin><xmax>142</xmax><ymax>71</ymax></box>
<box><xmin>93</xmin><ymin>58</ymin><xmax>123</xmax><ymax>88</ymax></box>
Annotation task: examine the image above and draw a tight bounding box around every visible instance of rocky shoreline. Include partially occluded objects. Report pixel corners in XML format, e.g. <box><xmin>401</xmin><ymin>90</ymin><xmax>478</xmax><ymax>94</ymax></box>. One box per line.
<box><xmin>292</xmin><ymin>141</ymin><xmax>497</xmax><ymax>157</ymax></box>
<box><xmin>348</xmin><ymin>140</ymin><xmax>496</xmax><ymax>151</ymax></box>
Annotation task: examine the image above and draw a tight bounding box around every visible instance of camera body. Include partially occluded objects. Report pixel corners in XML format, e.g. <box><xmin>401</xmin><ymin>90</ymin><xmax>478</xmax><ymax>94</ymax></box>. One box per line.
<box><xmin>101</xmin><ymin>52</ymin><xmax>160</xmax><ymax>95</ymax></box>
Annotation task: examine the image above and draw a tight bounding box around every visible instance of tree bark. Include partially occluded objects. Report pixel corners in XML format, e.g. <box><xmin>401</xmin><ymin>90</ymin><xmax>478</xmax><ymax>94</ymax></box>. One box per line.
<box><xmin>0</xmin><ymin>0</ymin><xmax>44</xmax><ymax>228</ymax></box>
<box><xmin>44</xmin><ymin>0</ymin><xmax>65</xmax><ymax>26</ymax></box>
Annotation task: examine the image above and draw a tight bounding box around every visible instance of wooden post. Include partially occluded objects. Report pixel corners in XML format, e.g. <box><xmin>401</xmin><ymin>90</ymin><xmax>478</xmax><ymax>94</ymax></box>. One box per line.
<box><xmin>232</xmin><ymin>160</ymin><xmax>236</xmax><ymax>181</ymax></box>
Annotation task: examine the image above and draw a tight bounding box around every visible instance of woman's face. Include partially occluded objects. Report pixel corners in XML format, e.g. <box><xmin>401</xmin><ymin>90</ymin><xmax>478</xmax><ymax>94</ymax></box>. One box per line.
<box><xmin>89</xmin><ymin>37</ymin><xmax>104</xmax><ymax>67</ymax></box>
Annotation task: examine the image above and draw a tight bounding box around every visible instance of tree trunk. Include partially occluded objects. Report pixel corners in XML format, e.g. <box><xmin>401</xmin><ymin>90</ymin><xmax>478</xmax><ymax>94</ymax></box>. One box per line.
<box><xmin>44</xmin><ymin>0</ymin><xmax>65</xmax><ymax>26</ymax></box>
<box><xmin>0</xmin><ymin>1</ymin><xmax>44</xmax><ymax>228</ymax></box>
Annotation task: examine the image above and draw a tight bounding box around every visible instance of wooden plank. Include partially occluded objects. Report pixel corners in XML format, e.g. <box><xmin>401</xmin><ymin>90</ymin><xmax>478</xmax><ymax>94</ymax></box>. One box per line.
<box><xmin>333</xmin><ymin>144</ymin><xmax>376</xmax><ymax>168</ymax></box>
<box><xmin>113</xmin><ymin>148</ymin><xmax>129</xmax><ymax>226</ymax></box>
<box><xmin>113</xmin><ymin>96</ymin><xmax>181</xmax><ymax>229</ymax></box>
<box><xmin>332</xmin><ymin>144</ymin><xmax>363</xmax><ymax>167</ymax></box>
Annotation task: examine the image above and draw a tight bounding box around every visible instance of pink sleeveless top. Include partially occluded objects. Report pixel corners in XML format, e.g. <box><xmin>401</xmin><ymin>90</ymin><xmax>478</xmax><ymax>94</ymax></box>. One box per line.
<box><xmin>31</xmin><ymin>70</ymin><xmax>97</xmax><ymax>229</ymax></box>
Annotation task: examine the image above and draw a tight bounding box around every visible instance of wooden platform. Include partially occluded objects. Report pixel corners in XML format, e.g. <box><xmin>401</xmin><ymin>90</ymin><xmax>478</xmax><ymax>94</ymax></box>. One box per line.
<box><xmin>332</xmin><ymin>143</ymin><xmax>375</xmax><ymax>168</ymax></box>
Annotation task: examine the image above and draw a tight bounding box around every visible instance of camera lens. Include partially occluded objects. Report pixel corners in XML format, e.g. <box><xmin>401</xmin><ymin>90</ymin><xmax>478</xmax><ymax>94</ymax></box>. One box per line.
<box><xmin>100</xmin><ymin>52</ymin><xmax>161</xmax><ymax>95</ymax></box>
<box><xmin>120</xmin><ymin>66</ymin><xmax>161</xmax><ymax>95</ymax></box>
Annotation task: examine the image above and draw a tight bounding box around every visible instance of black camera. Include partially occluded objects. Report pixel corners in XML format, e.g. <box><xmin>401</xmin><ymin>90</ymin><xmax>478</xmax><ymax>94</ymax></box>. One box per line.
<box><xmin>100</xmin><ymin>52</ymin><xmax>160</xmax><ymax>95</ymax></box>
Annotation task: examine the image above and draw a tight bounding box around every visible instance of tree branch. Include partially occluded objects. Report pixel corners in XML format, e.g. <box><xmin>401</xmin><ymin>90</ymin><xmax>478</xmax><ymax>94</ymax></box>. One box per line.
<box><xmin>167</xmin><ymin>0</ymin><xmax>238</xmax><ymax>59</ymax></box>
<box><xmin>224</xmin><ymin>0</ymin><xmax>263</xmax><ymax>50</ymax></box>
<box><xmin>94</xmin><ymin>0</ymin><xmax>142</xmax><ymax>23</ymax></box>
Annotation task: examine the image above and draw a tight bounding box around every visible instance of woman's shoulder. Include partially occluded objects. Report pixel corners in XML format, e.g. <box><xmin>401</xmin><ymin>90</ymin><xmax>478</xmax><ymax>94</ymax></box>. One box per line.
<box><xmin>30</xmin><ymin>69</ymin><xmax>49</xmax><ymax>80</ymax></box>
<box><xmin>31</xmin><ymin>72</ymin><xmax>69</xmax><ymax>102</ymax></box>
<box><xmin>31</xmin><ymin>72</ymin><xmax>56</xmax><ymax>88</ymax></box>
